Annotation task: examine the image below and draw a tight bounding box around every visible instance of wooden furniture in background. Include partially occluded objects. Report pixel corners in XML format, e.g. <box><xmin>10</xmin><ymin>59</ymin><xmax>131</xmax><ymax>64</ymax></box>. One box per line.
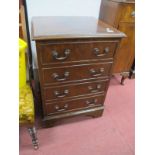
<box><xmin>19</xmin><ymin>0</ymin><xmax>27</xmax><ymax>42</ymax></box>
<box><xmin>32</xmin><ymin>16</ymin><xmax>125</xmax><ymax>127</ymax></box>
<box><xmin>99</xmin><ymin>0</ymin><xmax>135</xmax><ymax>84</ymax></box>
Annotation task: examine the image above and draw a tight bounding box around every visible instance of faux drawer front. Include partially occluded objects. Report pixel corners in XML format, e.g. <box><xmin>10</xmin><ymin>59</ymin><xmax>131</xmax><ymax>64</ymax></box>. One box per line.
<box><xmin>39</xmin><ymin>41</ymin><xmax>117</xmax><ymax>65</ymax></box>
<box><xmin>45</xmin><ymin>94</ymin><xmax>105</xmax><ymax>115</ymax></box>
<box><xmin>43</xmin><ymin>79</ymin><xmax>109</xmax><ymax>101</ymax></box>
<box><xmin>42</xmin><ymin>63</ymin><xmax>112</xmax><ymax>85</ymax></box>
<box><xmin>120</xmin><ymin>4</ymin><xmax>135</xmax><ymax>23</ymax></box>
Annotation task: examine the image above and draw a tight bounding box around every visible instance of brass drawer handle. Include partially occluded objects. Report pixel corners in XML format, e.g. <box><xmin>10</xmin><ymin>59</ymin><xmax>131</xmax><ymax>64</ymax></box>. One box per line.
<box><xmin>54</xmin><ymin>89</ymin><xmax>69</xmax><ymax>98</ymax></box>
<box><xmin>90</xmin><ymin>68</ymin><xmax>104</xmax><ymax>77</ymax></box>
<box><xmin>131</xmin><ymin>11</ymin><xmax>135</xmax><ymax>17</ymax></box>
<box><xmin>86</xmin><ymin>98</ymin><xmax>98</xmax><ymax>106</ymax></box>
<box><xmin>88</xmin><ymin>84</ymin><xmax>102</xmax><ymax>93</ymax></box>
<box><xmin>52</xmin><ymin>49</ymin><xmax>70</xmax><ymax>60</ymax></box>
<box><xmin>55</xmin><ymin>104</ymin><xmax>68</xmax><ymax>112</ymax></box>
<box><xmin>52</xmin><ymin>72</ymin><xmax>69</xmax><ymax>81</ymax></box>
<box><xmin>93</xmin><ymin>47</ymin><xmax>109</xmax><ymax>57</ymax></box>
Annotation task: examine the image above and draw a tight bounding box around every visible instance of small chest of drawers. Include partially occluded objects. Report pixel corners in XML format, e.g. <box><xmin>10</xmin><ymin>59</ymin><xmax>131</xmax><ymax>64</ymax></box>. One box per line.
<box><xmin>32</xmin><ymin>16</ymin><xmax>125</xmax><ymax>127</ymax></box>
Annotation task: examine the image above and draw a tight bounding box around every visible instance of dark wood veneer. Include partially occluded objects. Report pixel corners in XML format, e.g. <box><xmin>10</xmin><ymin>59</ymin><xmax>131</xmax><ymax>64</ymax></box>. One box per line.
<box><xmin>45</xmin><ymin>94</ymin><xmax>105</xmax><ymax>115</ymax></box>
<box><xmin>38</xmin><ymin>41</ymin><xmax>117</xmax><ymax>65</ymax></box>
<box><xmin>42</xmin><ymin>62</ymin><xmax>112</xmax><ymax>85</ymax></box>
<box><xmin>43</xmin><ymin>79</ymin><xmax>109</xmax><ymax>102</ymax></box>
<box><xmin>32</xmin><ymin>17</ymin><xmax>125</xmax><ymax>127</ymax></box>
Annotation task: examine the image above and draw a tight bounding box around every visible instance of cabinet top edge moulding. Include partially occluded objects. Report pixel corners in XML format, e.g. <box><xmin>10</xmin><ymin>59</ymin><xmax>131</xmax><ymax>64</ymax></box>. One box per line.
<box><xmin>31</xmin><ymin>16</ymin><xmax>126</xmax><ymax>41</ymax></box>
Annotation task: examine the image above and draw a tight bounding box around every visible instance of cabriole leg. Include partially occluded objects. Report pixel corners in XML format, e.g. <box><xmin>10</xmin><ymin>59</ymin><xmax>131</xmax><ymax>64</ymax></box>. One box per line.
<box><xmin>120</xmin><ymin>72</ymin><xmax>129</xmax><ymax>85</ymax></box>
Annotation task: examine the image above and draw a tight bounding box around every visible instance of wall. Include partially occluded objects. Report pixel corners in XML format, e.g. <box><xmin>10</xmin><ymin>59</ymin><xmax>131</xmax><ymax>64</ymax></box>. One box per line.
<box><xmin>26</xmin><ymin>0</ymin><xmax>101</xmax><ymax>68</ymax></box>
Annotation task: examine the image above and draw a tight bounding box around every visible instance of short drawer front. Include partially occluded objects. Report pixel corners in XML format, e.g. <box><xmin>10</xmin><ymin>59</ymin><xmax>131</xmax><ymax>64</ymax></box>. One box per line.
<box><xmin>39</xmin><ymin>41</ymin><xmax>117</xmax><ymax>65</ymax></box>
<box><xmin>42</xmin><ymin>63</ymin><xmax>112</xmax><ymax>85</ymax></box>
<box><xmin>120</xmin><ymin>4</ymin><xmax>135</xmax><ymax>23</ymax></box>
<box><xmin>43</xmin><ymin>79</ymin><xmax>109</xmax><ymax>101</ymax></box>
<box><xmin>45</xmin><ymin>94</ymin><xmax>105</xmax><ymax>115</ymax></box>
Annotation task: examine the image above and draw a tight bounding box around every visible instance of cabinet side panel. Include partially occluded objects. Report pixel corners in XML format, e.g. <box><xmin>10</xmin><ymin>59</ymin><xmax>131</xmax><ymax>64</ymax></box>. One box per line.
<box><xmin>112</xmin><ymin>22</ymin><xmax>135</xmax><ymax>73</ymax></box>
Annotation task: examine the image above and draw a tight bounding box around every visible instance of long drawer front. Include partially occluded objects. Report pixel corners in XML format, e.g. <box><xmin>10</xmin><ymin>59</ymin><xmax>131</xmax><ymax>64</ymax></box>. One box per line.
<box><xmin>43</xmin><ymin>79</ymin><xmax>109</xmax><ymax>102</ymax></box>
<box><xmin>45</xmin><ymin>94</ymin><xmax>105</xmax><ymax>115</ymax></box>
<box><xmin>38</xmin><ymin>41</ymin><xmax>117</xmax><ymax>65</ymax></box>
<box><xmin>42</xmin><ymin>62</ymin><xmax>112</xmax><ymax>85</ymax></box>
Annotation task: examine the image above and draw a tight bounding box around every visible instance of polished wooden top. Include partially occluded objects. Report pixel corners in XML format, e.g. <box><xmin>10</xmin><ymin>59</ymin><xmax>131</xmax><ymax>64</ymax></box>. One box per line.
<box><xmin>31</xmin><ymin>16</ymin><xmax>126</xmax><ymax>40</ymax></box>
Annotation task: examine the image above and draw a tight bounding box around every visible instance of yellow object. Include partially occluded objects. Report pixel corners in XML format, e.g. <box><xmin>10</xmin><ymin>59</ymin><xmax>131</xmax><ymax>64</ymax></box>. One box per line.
<box><xmin>19</xmin><ymin>38</ymin><xmax>27</xmax><ymax>88</ymax></box>
<box><xmin>19</xmin><ymin>84</ymin><xmax>34</xmax><ymax>124</ymax></box>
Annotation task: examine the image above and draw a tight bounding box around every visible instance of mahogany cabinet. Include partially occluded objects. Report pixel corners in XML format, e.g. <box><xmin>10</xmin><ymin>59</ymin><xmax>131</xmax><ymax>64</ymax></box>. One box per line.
<box><xmin>99</xmin><ymin>0</ymin><xmax>135</xmax><ymax>84</ymax></box>
<box><xmin>32</xmin><ymin>16</ymin><xmax>125</xmax><ymax>127</ymax></box>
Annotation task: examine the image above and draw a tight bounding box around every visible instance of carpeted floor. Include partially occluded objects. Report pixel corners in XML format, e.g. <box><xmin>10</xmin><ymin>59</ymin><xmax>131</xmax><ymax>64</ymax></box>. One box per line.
<box><xmin>19</xmin><ymin>75</ymin><xmax>135</xmax><ymax>155</ymax></box>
